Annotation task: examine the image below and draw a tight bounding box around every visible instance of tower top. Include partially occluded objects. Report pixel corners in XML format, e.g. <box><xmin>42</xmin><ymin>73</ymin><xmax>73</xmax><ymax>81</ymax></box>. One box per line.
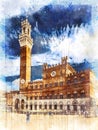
<box><xmin>61</xmin><ymin>56</ymin><xmax>68</xmax><ymax>64</ymax></box>
<box><xmin>21</xmin><ymin>19</ymin><xmax>31</xmax><ymax>28</ymax></box>
<box><xmin>19</xmin><ymin>19</ymin><xmax>33</xmax><ymax>49</ymax></box>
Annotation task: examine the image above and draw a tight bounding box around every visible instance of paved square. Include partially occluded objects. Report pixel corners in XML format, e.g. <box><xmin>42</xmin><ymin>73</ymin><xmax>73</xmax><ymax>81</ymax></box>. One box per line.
<box><xmin>0</xmin><ymin>111</ymin><xmax>98</xmax><ymax>130</ymax></box>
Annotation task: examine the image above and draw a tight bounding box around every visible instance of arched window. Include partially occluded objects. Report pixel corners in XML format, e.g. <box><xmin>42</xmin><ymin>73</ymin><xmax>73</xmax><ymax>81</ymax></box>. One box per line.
<box><xmin>81</xmin><ymin>74</ymin><xmax>85</xmax><ymax>81</ymax></box>
<box><xmin>67</xmin><ymin>93</ymin><xmax>71</xmax><ymax>98</ymax></box>
<box><xmin>80</xmin><ymin>90</ymin><xmax>85</xmax><ymax>98</ymax></box>
<box><xmin>44</xmin><ymin>96</ymin><xmax>48</xmax><ymax>99</ymax></box>
<box><xmin>39</xmin><ymin>104</ymin><xmax>42</xmax><ymax>109</ymax></box>
<box><xmin>34</xmin><ymin>104</ymin><xmax>37</xmax><ymax>110</ymax></box>
<box><xmin>53</xmin><ymin>95</ymin><xmax>57</xmax><ymax>99</ymax></box>
<box><xmin>54</xmin><ymin>82</ymin><xmax>58</xmax><ymax>87</ymax></box>
<box><xmin>54</xmin><ymin>103</ymin><xmax>57</xmax><ymax>110</ymax></box>
<box><xmin>67</xmin><ymin>101</ymin><xmax>71</xmax><ymax>111</ymax></box>
<box><xmin>73</xmin><ymin>91</ymin><xmax>78</xmax><ymax>98</ymax></box>
<box><xmin>21</xmin><ymin>99</ymin><xmax>25</xmax><ymax>109</ymax></box>
<box><xmin>40</xmin><ymin>85</ymin><xmax>43</xmax><ymax>88</ymax></box>
<box><xmin>35</xmin><ymin>96</ymin><xmax>37</xmax><ymax>100</ymax></box>
<box><xmin>49</xmin><ymin>83</ymin><xmax>52</xmax><ymax>87</ymax></box>
<box><xmin>35</xmin><ymin>85</ymin><xmax>38</xmax><ymax>89</ymax></box>
<box><xmin>49</xmin><ymin>95</ymin><xmax>52</xmax><ymax>99</ymax></box>
<box><xmin>44</xmin><ymin>104</ymin><xmax>47</xmax><ymax>109</ymax></box>
<box><xmin>60</xmin><ymin>94</ymin><xmax>63</xmax><ymax>99</ymax></box>
<box><xmin>59</xmin><ymin>81</ymin><xmax>63</xmax><ymax>87</ymax></box>
<box><xmin>49</xmin><ymin>104</ymin><xmax>52</xmax><ymax>109</ymax></box>
<box><xmin>66</xmin><ymin>79</ymin><xmax>70</xmax><ymax>84</ymax></box>
<box><xmin>28</xmin><ymin>29</ymin><xmax>29</xmax><ymax>35</ymax></box>
<box><xmin>73</xmin><ymin>100</ymin><xmax>78</xmax><ymax>112</ymax></box>
<box><xmin>30</xmin><ymin>96</ymin><xmax>32</xmax><ymax>100</ymax></box>
<box><xmin>30</xmin><ymin>85</ymin><xmax>33</xmax><ymax>89</ymax></box>
<box><xmin>26</xmin><ymin>104</ymin><xmax>28</xmax><ymax>109</ymax></box>
<box><xmin>74</xmin><ymin>79</ymin><xmax>78</xmax><ymax>83</ymax></box>
<box><xmin>30</xmin><ymin>104</ymin><xmax>32</xmax><ymax>110</ymax></box>
<box><xmin>80</xmin><ymin>104</ymin><xmax>85</xmax><ymax>112</ymax></box>
<box><xmin>59</xmin><ymin>102</ymin><xmax>63</xmax><ymax>110</ymax></box>
<box><xmin>67</xmin><ymin>104</ymin><xmax>70</xmax><ymax>111</ymax></box>
<box><xmin>45</xmin><ymin>84</ymin><xmax>48</xmax><ymax>87</ymax></box>
<box><xmin>15</xmin><ymin>98</ymin><xmax>20</xmax><ymax>110</ymax></box>
<box><xmin>26</xmin><ymin>96</ymin><xmax>28</xmax><ymax>100</ymax></box>
<box><xmin>23</xmin><ymin>27</ymin><xmax>25</xmax><ymax>33</ymax></box>
<box><xmin>39</xmin><ymin>96</ymin><xmax>42</xmax><ymax>99</ymax></box>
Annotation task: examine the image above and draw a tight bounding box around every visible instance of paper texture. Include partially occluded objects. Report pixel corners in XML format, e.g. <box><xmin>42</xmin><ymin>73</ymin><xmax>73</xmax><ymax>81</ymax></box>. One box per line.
<box><xmin>0</xmin><ymin>0</ymin><xmax>98</xmax><ymax>130</ymax></box>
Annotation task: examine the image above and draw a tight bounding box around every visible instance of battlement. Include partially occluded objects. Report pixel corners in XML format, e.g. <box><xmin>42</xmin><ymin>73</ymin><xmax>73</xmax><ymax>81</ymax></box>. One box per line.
<box><xmin>43</xmin><ymin>63</ymin><xmax>61</xmax><ymax>70</ymax></box>
<box><xmin>67</xmin><ymin>64</ymin><xmax>76</xmax><ymax>73</ymax></box>
<box><xmin>21</xmin><ymin>19</ymin><xmax>31</xmax><ymax>28</ymax></box>
<box><xmin>66</xmin><ymin>69</ymin><xmax>90</xmax><ymax>80</ymax></box>
<box><xmin>43</xmin><ymin>56</ymin><xmax>68</xmax><ymax>70</ymax></box>
<box><xmin>19</xmin><ymin>19</ymin><xmax>33</xmax><ymax>49</ymax></box>
<box><xmin>61</xmin><ymin>56</ymin><xmax>68</xmax><ymax>64</ymax></box>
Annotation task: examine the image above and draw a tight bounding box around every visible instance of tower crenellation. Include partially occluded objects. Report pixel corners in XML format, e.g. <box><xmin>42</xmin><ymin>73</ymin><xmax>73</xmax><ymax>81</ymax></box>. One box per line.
<box><xmin>61</xmin><ymin>56</ymin><xmax>68</xmax><ymax>64</ymax></box>
<box><xmin>19</xmin><ymin>19</ymin><xmax>33</xmax><ymax>49</ymax></box>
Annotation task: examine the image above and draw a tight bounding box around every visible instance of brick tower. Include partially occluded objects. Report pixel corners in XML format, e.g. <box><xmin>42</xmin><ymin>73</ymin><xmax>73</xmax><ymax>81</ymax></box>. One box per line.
<box><xmin>19</xmin><ymin>19</ymin><xmax>33</xmax><ymax>90</ymax></box>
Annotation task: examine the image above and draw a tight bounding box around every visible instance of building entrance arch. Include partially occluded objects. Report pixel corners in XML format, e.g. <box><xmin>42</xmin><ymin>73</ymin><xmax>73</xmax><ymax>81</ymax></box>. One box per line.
<box><xmin>15</xmin><ymin>98</ymin><xmax>20</xmax><ymax>110</ymax></box>
<box><xmin>72</xmin><ymin>100</ymin><xmax>78</xmax><ymax>112</ymax></box>
<box><xmin>21</xmin><ymin>99</ymin><xmax>25</xmax><ymax>109</ymax></box>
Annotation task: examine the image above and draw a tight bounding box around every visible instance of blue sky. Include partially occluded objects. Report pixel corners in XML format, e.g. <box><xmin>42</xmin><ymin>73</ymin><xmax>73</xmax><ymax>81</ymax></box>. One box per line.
<box><xmin>0</xmin><ymin>0</ymin><xmax>98</xmax><ymax>97</ymax></box>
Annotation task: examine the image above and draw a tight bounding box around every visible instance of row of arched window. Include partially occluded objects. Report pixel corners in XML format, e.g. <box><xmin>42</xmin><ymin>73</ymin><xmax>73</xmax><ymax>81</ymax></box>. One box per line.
<box><xmin>29</xmin><ymin>81</ymin><xmax>64</xmax><ymax>90</ymax></box>
<box><xmin>66</xmin><ymin>77</ymin><xmax>86</xmax><ymax>84</ymax></box>
<box><xmin>15</xmin><ymin>98</ymin><xmax>87</xmax><ymax>113</ymax></box>
<box><xmin>16</xmin><ymin>103</ymin><xmax>86</xmax><ymax>112</ymax></box>
<box><xmin>26</xmin><ymin>92</ymin><xmax>86</xmax><ymax>100</ymax></box>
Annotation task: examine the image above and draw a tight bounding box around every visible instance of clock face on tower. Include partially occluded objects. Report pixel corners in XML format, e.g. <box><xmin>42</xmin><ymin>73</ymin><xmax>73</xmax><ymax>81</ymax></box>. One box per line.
<box><xmin>51</xmin><ymin>71</ymin><xmax>56</xmax><ymax>77</ymax></box>
<box><xmin>20</xmin><ymin>79</ymin><xmax>25</xmax><ymax>84</ymax></box>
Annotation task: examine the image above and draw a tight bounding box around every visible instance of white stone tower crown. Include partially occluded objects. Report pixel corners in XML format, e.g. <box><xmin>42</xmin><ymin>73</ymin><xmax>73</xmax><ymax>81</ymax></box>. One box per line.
<box><xmin>19</xmin><ymin>19</ymin><xmax>33</xmax><ymax>49</ymax></box>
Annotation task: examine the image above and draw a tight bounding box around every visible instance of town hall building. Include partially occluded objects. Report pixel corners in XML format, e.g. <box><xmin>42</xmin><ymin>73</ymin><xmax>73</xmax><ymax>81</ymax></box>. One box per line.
<box><xmin>6</xmin><ymin>19</ymin><xmax>96</xmax><ymax>115</ymax></box>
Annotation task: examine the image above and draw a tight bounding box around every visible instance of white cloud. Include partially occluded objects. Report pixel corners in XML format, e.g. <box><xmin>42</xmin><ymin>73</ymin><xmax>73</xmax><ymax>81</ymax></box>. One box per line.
<box><xmin>0</xmin><ymin>0</ymin><xmax>97</xmax><ymax>20</ymax></box>
<box><xmin>0</xmin><ymin>56</ymin><xmax>20</xmax><ymax>77</ymax></box>
<box><xmin>32</xmin><ymin>52</ymin><xmax>61</xmax><ymax>66</ymax></box>
<box><xmin>12</xmin><ymin>78</ymin><xmax>19</xmax><ymax>90</ymax></box>
<box><xmin>0</xmin><ymin>78</ymin><xmax>19</xmax><ymax>91</ymax></box>
<box><xmin>0</xmin><ymin>79</ymin><xmax>7</xmax><ymax>91</ymax></box>
<box><xmin>40</xmin><ymin>23</ymin><xmax>98</xmax><ymax>64</ymax></box>
<box><xmin>1</xmin><ymin>0</ymin><xmax>52</xmax><ymax>19</ymax></box>
<box><xmin>0</xmin><ymin>0</ymin><xmax>5</xmax><ymax>21</ymax></box>
<box><xmin>2</xmin><ymin>0</ymin><xmax>31</xmax><ymax>17</ymax></box>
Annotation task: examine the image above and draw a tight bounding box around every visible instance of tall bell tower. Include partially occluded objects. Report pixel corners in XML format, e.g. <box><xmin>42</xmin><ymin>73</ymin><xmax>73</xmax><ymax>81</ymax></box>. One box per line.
<box><xmin>19</xmin><ymin>19</ymin><xmax>33</xmax><ymax>90</ymax></box>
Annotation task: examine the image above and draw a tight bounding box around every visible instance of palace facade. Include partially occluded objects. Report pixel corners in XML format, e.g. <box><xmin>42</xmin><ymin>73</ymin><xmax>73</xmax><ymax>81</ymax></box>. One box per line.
<box><xmin>6</xmin><ymin>19</ymin><xmax>96</xmax><ymax>115</ymax></box>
